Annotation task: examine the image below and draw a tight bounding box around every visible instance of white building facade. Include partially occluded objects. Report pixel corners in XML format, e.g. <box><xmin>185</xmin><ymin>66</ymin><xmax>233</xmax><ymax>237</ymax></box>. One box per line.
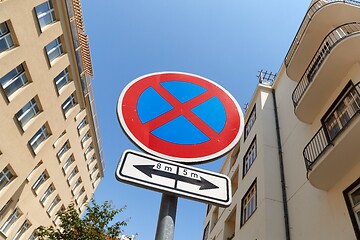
<box><xmin>203</xmin><ymin>0</ymin><xmax>360</xmax><ymax>239</ymax></box>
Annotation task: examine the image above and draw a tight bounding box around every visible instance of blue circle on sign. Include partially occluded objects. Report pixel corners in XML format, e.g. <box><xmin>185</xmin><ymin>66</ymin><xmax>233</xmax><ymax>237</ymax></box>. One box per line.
<box><xmin>137</xmin><ymin>81</ymin><xmax>226</xmax><ymax>145</ymax></box>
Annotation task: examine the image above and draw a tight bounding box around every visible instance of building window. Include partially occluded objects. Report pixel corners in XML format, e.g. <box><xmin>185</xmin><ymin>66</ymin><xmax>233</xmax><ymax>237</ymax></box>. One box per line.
<box><xmin>202</xmin><ymin>222</ymin><xmax>209</xmax><ymax>240</ymax></box>
<box><xmin>0</xmin><ymin>208</ymin><xmax>21</xmax><ymax>235</ymax></box>
<box><xmin>54</xmin><ymin>68</ymin><xmax>70</xmax><ymax>93</ymax></box>
<box><xmin>80</xmin><ymin>196</ymin><xmax>88</xmax><ymax>209</ymax></box>
<box><xmin>53</xmin><ymin>205</ymin><xmax>65</xmax><ymax>225</ymax></box>
<box><xmin>62</xmin><ymin>94</ymin><xmax>76</xmax><ymax>115</ymax></box>
<box><xmin>67</xmin><ymin>167</ymin><xmax>78</xmax><ymax>184</ymax></box>
<box><xmin>57</xmin><ymin>141</ymin><xmax>70</xmax><ymax>160</ymax></box>
<box><xmin>62</xmin><ymin>155</ymin><xmax>74</xmax><ymax>173</ymax></box>
<box><xmin>91</xmin><ymin>164</ymin><xmax>98</xmax><ymax>175</ymax></box>
<box><xmin>35</xmin><ymin>0</ymin><xmax>56</xmax><ymax>30</ymax></box>
<box><xmin>77</xmin><ymin>117</ymin><xmax>87</xmax><ymax>134</ymax></box>
<box><xmin>40</xmin><ymin>184</ymin><xmax>55</xmax><ymax>205</ymax></box>
<box><xmin>81</xmin><ymin>131</ymin><xmax>90</xmax><ymax>147</ymax></box>
<box><xmin>71</xmin><ymin>177</ymin><xmax>82</xmax><ymax>194</ymax></box>
<box><xmin>94</xmin><ymin>173</ymin><xmax>100</xmax><ymax>183</ymax></box>
<box><xmin>0</xmin><ymin>21</ymin><xmax>14</xmax><ymax>54</ymax></box>
<box><xmin>45</xmin><ymin>37</ymin><xmax>63</xmax><ymax>63</ymax></box>
<box><xmin>84</xmin><ymin>143</ymin><xmax>93</xmax><ymax>157</ymax></box>
<box><xmin>0</xmin><ymin>166</ymin><xmax>15</xmax><ymax>192</ymax></box>
<box><xmin>15</xmin><ymin>98</ymin><xmax>40</xmax><ymax>127</ymax></box>
<box><xmin>0</xmin><ymin>199</ymin><xmax>13</xmax><ymax>221</ymax></box>
<box><xmin>32</xmin><ymin>171</ymin><xmax>49</xmax><ymax>192</ymax></box>
<box><xmin>344</xmin><ymin>178</ymin><xmax>360</xmax><ymax>238</ymax></box>
<box><xmin>13</xmin><ymin>219</ymin><xmax>31</xmax><ymax>240</ymax></box>
<box><xmin>29</xmin><ymin>124</ymin><xmax>50</xmax><ymax>151</ymax></box>
<box><xmin>243</xmin><ymin>137</ymin><xmax>257</xmax><ymax>177</ymax></box>
<box><xmin>322</xmin><ymin>83</ymin><xmax>360</xmax><ymax>141</ymax></box>
<box><xmin>28</xmin><ymin>231</ymin><xmax>37</xmax><ymax>240</ymax></box>
<box><xmin>241</xmin><ymin>180</ymin><xmax>257</xmax><ymax>226</ymax></box>
<box><xmin>77</xmin><ymin>187</ymin><xmax>85</xmax><ymax>200</ymax></box>
<box><xmin>244</xmin><ymin>105</ymin><xmax>256</xmax><ymax>140</ymax></box>
<box><xmin>230</xmin><ymin>144</ymin><xmax>240</xmax><ymax>168</ymax></box>
<box><xmin>88</xmin><ymin>155</ymin><xmax>96</xmax><ymax>164</ymax></box>
<box><xmin>0</xmin><ymin>64</ymin><xmax>28</xmax><ymax>97</ymax></box>
<box><xmin>47</xmin><ymin>195</ymin><xmax>60</xmax><ymax>214</ymax></box>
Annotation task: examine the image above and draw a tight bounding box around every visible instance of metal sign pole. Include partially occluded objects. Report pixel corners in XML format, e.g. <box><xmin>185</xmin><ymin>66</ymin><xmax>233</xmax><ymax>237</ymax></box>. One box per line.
<box><xmin>155</xmin><ymin>193</ymin><xmax>178</xmax><ymax>240</ymax></box>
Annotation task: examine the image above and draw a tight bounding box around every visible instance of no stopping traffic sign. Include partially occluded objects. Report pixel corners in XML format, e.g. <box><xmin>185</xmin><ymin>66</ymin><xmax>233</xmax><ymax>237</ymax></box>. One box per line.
<box><xmin>117</xmin><ymin>72</ymin><xmax>243</xmax><ymax>164</ymax></box>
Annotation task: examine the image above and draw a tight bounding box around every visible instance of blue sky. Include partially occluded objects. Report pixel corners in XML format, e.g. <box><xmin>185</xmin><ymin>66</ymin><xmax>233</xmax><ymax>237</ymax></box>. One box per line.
<box><xmin>81</xmin><ymin>1</ymin><xmax>310</xmax><ymax>239</ymax></box>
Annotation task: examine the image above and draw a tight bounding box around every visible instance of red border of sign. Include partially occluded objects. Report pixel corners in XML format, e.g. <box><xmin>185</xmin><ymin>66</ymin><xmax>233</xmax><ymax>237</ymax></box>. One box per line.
<box><xmin>117</xmin><ymin>72</ymin><xmax>244</xmax><ymax>164</ymax></box>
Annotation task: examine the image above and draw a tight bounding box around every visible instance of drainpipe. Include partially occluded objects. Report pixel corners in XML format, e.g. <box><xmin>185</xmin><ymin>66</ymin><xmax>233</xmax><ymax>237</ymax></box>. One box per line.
<box><xmin>271</xmin><ymin>89</ymin><xmax>291</xmax><ymax>240</ymax></box>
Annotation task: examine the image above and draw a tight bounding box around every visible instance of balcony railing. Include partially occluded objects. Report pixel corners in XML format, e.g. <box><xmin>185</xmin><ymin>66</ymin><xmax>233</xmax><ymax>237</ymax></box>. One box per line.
<box><xmin>284</xmin><ymin>0</ymin><xmax>360</xmax><ymax>67</ymax></box>
<box><xmin>303</xmin><ymin>82</ymin><xmax>360</xmax><ymax>170</ymax></box>
<box><xmin>292</xmin><ymin>22</ymin><xmax>360</xmax><ymax>107</ymax></box>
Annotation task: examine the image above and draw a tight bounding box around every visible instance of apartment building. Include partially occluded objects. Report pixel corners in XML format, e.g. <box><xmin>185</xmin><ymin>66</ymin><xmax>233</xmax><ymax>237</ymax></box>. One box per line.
<box><xmin>203</xmin><ymin>0</ymin><xmax>360</xmax><ymax>239</ymax></box>
<box><xmin>0</xmin><ymin>0</ymin><xmax>104</xmax><ymax>239</ymax></box>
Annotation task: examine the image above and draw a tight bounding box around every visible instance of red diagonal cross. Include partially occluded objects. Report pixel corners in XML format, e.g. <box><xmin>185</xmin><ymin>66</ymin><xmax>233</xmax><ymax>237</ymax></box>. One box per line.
<box><xmin>142</xmin><ymin>82</ymin><xmax>219</xmax><ymax>140</ymax></box>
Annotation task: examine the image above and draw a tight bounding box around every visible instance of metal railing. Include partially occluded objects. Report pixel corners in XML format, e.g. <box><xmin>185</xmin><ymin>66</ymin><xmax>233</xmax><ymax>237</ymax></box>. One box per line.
<box><xmin>303</xmin><ymin>83</ymin><xmax>360</xmax><ymax>170</ymax></box>
<box><xmin>292</xmin><ymin>22</ymin><xmax>360</xmax><ymax>107</ymax></box>
<box><xmin>284</xmin><ymin>0</ymin><xmax>360</xmax><ymax>67</ymax></box>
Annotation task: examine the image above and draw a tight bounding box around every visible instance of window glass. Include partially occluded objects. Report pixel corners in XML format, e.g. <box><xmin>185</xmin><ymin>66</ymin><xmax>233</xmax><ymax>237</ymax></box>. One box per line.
<box><xmin>29</xmin><ymin>124</ymin><xmax>49</xmax><ymax>151</ymax></box>
<box><xmin>45</xmin><ymin>37</ymin><xmax>63</xmax><ymax>63</ymax></box>
<box><xmin>16</xmin><ymin>98</ymin><xmax>40</xmax><ymax>127</ymax></box>
<box><xmin>241</xmin><ymin>181</ymin><xmax>257</xmax><ymax>225</ymax></box>
<box><xmin>57</xmin><ymin>141</ymin><xmax>70</xmax><ymax>160</ymax></box>
<box><xmin>77</xmin><ymin>117</ymin><xmax>87</xmax><ymax>133</ymax></box>
<box><xmin>0</xmin><ymin>166</ymin><xmax>14</xmax><ymax>191</ymax></box>
<box><xmin>62</xmin><ymin>94</ymin><xmax>76</xmax><ymax>115</ymax></box>
<box><xmin>0</xmin><ymin>22</ymin><xmax>14</xmax><ymax>54</ymax></box>
<box><xmin>47</xmin><ymin>195</ymin><xmax>60</xmax><ymax>214</ymax></box>
<box><xmin>0</xmin><ymin>208</ymin><xmax>21</xmax><ymax>234</ymax></box>
<box><xmin>32</xmin><ymin>171</ymin><xmax>48</xmax><ymax>191</ymax></box>
<box><xmin>62</xmin><ymin>155</ymin><xmax>74</xmax><ymax>172</ymax></box>
<box><xmin>244</xmin><ymin>106</ymin><xmax>256</xmax><ymax>140</ymax></box>
<box><xmin>243</xmin><ymin>138</ymin><xmax>257</xmax><ymax>176</ymax></box>
<box><xmin>35</xmin><ymin>0</ymin><xmax>56</xmax><ymax>29</ymax></box>
<box><xmin>0</xmin><ymin>65</ymin><xmax>28</xmax><ymax>97</ymax></box>
<box><xmin>54</xmin><ymin>69</ymin><xmax>70</xmax><ymax>92</ymax></box>
<box><xmin>40</xmin><ymin>184</ymin><xmax>54</xmax><ymax>204</ymax></box>
<box><xmin>13</xmin><ymin>219</ymin><xmax>30</xmax><ymax>240</ymax></box>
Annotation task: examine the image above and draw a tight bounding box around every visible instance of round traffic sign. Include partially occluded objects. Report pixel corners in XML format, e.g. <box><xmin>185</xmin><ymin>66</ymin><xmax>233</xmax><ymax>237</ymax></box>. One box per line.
<box><xmin>117</xmin><ymin>72</ymin><xmax>243</xmax><ymax>164</ymax></box>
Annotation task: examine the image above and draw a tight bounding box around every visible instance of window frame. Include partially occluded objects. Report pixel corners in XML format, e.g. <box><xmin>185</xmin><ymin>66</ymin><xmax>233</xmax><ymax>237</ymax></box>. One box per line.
<box><xmin>343</xmin><ymin>177</ymin><xmax>360</xmax><ymax>239</ymax></box>
<box><xmin>0</xmin><ymin>64</ymin><xmax>28</xmax><ymax>98</ymax></box>
<box><xmin>39</xmin><ymin>183</ymin><xmax>55</xmax><ymax>205</ymax></box>
<box><xmin>57</xmin><ymin>141</ymin><xmax>70</xmax><ymax>160</ymax></box>
<box><xmin>13</xmin><ymin>219</ymin><xmax>31</xmax><ymax>240</ymax></box>
<box><xmin>0</xmin><ymin>21</ymin><xmax>15</xmax><ymax>54</ymax></box>
<box><xmin>77</xmin><ymin>117</ymin><xmax>87</xmax><ymax>135</ymax></box>
<box><xmin>62</xmin><ymin>93</ymin><xmax>76</xmax><ymax>116</ymax></box>
<box><xmin>32</xmin><ymin>171</ymin><xmax>49</xmax><ymax>192</ymax></box>
<box><xmin>0</xmin><ymin>208</ymin><xmax>21</xmax><ymax>235</ymax></box>
<box><xmin>15</xmin><ymin>97</ymin><xmax>40</xmax><ymax>128</ymax></box>
<box><xmin>0</xmin><ymin>166</ymin><xmax>15</xmax><ymax>192</ymax></box>
<box><xmin>45</xmin><ymin>37</ymin><xmax>63</xmax><ymax>64</ymax></box>
<box><xmin>54</xmin><ymin>68</ymin><xmax>70</xmax><ymax>93</ymax></box>
<box><xmin>241</xmin><ymin>179</ymin><xmax>257</xmax><ymax>226</ymax></box>
<box><xmin>29</xmin><ymin>124</ymin><xmax>50</xmax><ymax>152</ymax></box>
<box><xmin>242</xmin><ymin>136</ymin><xmax>257</xmax><ymax>178</ymax></box>
<box><xmin>47</xmin><ymin>195</ymin><xmax>60</xmax><ymax>214</ymax></box>
<box><xmin>244</xmin><ymin>105</ymin><xmax>256</xmax><ymax>141</ymax></box>
<box><xmin>62</xmin><ymin>155</ymin><xmax>74</xmax><ymax>173</ymax></box>
<box><xmin>35</xmin><ymin>0</ymin><xmax>56</xmax><ymax>31</ymax></box>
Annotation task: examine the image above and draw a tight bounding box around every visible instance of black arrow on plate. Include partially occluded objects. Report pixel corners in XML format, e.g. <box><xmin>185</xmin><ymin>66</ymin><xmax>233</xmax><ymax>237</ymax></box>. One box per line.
<box><xmin>134</xmin><ymin>164</ymin><xmax>219</xmax><ymax>190</ymax></box>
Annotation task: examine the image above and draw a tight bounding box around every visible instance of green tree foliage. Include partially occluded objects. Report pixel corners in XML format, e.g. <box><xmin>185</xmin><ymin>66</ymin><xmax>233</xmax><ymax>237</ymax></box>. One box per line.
<box><xmin>36</xmin><ymin>199</ymin><xmax>127</xmax><ymax>240</ymax></box>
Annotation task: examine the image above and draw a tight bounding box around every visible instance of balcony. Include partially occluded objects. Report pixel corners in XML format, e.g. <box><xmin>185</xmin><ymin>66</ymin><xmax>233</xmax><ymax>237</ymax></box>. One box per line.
<box><xmin>292</xmin><ymin>22</ymin><xmax>360</xmax><ymax>123</ymax></box>
<box><xmin>303</xmin><ymin>82</ymin><xmax>360</xmax><ymax>190</ymax></box>
<box><xmin>285</xmin><ymin>0</ymin><xmax>360</xmax><ymax>81</ymax></box>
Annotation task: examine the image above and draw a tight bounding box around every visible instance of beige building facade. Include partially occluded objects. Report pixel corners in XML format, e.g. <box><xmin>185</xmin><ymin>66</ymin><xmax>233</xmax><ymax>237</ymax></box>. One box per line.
<box><xmin>203</xmin><ymin>0</ymin><xmax>360</xmax><ymax>239</ymax></box>
<box><xmin>0</xmin><ymin>0</ymin><xmax>104</xmax><ymax>239</ymax></box>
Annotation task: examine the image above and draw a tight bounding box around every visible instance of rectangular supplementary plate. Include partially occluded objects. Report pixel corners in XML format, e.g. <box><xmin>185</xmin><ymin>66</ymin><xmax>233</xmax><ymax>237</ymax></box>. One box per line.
<box><xmin>115</xmin><ymin>150</ymin><xmax>232</xmax><ymax>207</ymax></box>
